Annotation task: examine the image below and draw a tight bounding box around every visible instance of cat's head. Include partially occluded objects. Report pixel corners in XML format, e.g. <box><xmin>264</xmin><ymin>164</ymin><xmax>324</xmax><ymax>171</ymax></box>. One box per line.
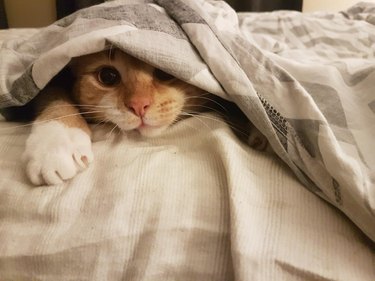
<box><xmin>71</xmin><ymin>50</ymin><xmax>205</xmax><ymax>137</ymax></box>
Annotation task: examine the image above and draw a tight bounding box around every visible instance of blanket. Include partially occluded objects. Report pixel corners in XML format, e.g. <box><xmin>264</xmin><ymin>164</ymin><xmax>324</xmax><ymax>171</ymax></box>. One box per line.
<box><xmin>2</xmin><ymin>110</ymin><xmax>374</xmax><ymax>280</ymax></box>
<box><xmin>0</xmin><ymin>0</ymin><xmax>374</xmax><ymax>241</ymax></box>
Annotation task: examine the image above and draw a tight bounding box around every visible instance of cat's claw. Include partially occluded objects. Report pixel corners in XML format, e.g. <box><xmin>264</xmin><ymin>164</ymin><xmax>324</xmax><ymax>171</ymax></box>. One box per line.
<box><xmin>23</xmin><ymin>121</ymin><xmax>93</xmax><ymax>186</ymax></box>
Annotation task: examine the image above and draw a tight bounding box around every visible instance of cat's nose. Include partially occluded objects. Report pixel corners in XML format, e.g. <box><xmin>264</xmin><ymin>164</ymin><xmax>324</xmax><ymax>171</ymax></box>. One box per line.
<box><xmin>126</xmin><ymin>97</ymin><xmax>151</xmax><ymax>117</ymax></box>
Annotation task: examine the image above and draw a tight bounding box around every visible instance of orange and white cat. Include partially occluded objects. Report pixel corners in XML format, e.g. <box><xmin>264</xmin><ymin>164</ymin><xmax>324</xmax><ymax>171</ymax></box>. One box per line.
<box><xmin>23</xmin><ymin>50</ymin><xmax>206</xmax><ymax>185</ymax></box>
<box><xmin>23</xmin><ymin>49</ymin><xmax>268</xmax><ymax>185</ymax></box>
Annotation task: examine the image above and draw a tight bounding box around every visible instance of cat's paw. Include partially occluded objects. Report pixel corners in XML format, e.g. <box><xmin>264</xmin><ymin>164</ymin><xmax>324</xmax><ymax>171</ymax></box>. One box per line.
<box><xmin>23</xmin><ymin>121</ymin><xmax>93</xmax><ymax>186</ymax></box>
<box><xmin>248</xmin><ymin>126</ymin><xmax>269</xmax><ymax>151</ymax></box>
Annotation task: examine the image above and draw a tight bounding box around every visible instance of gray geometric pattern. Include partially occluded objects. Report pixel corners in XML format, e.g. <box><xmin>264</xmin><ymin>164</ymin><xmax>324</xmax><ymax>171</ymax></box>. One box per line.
<box><xmin>57</xmin><ymin>3</ymin><xmax>188</xmax><ymax>40</ymax></box>
<box><xmin>300</xmin><ymin>82</ymin><xmax>347</xmax><ymax>128</ymax></box>
<box><xmin>286</xmin><ymin>118</ymin><xmax>322</xmax><ymax>158</ymax></box>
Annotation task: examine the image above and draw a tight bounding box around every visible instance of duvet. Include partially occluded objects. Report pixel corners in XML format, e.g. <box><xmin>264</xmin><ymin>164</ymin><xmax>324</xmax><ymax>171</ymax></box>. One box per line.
<box><xmin>0</xmin><ymin>0</ymin><xmax>374</xmax><ymax>280</ymax></box>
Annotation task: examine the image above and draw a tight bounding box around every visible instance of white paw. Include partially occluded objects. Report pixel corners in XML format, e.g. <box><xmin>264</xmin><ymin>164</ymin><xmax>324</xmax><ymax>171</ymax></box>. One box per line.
<box><xmin>23</xmin><ymin>121</ymin><xmax>93</xmax><ymax>186</ymax></box>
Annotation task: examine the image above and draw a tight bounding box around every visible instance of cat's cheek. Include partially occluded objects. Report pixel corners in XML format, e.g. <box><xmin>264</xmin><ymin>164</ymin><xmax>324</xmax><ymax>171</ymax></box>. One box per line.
<box><xmin>23</xmin><ymin>121</ymin><xmax>93</xmax><ymax>186</ymax></box>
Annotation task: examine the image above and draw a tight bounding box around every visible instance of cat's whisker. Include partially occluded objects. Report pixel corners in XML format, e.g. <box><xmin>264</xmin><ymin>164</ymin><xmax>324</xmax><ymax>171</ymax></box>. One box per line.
<box><xmin>0</xmin><ymin>110</ymin><xmax>105</xmax><ymax>132</ymax></box>
<box><xmin>184</xmin><ymin>95</ymin><xmax>229</xmax><ymax>112</ymax></box>
<box><xmin>43</xmin><ymin>104</ymin><xmax>113</xmax><ymax>109</ymax></box>
<box><xmin>183</xmin><ymin>111</ymin><xmax>250</xmax><ymax>138</ymax></box>
<box><xmin>183</xmin><ymin>111</ymin><xmax>225</xmax><ymax>123</ymax></box>
<box><xmin>179</xmin><ymin>112</ymin><xmax>213</xmax><ymax>130</ymax></box>
<box><xmin>188</xmin><ymin>113</ymin><xmax>249</xmax><ymax>137</ymax></box>
<box><xmin>91</xmin><ymin>119</ymin><xmax>110</xmax><ymax>130</ymax></box>
<box><xmin>0</xmin><ymin>121</ymin><xmax>34</xmax><ymax>131</ymax></box>
<box><xmin>50</xmin><ymin>110</ymin><xmax>104</xmax><ymax>120</ymax></box>
<box><xmin>106</xmin><ymin>123</ymin><xmax>119</xmax><ymax>143</ymax></box>
<box><xmin>174</xmin><ymin>116</ymin><xmax>203</xmax><ymax>133</ymax></box>
<box><xmin>184</xmin><ymin>104</ymin><xmax>225</xmax><ymax>114</ymax></box>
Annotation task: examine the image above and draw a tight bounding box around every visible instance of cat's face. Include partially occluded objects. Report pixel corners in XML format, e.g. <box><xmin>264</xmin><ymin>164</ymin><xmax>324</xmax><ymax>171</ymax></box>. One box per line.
<box><xmin>71</xmin><ymin>50</ymin><xmax>204</xmax><ymax>137</ymax></box>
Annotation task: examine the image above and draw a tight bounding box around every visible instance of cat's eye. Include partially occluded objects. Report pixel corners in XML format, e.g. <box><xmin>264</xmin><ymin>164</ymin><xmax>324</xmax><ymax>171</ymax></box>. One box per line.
<box><xmin>154</xmin><ymin>68</ymin><xmax>175</xmax><ymax>82</ymax></box>
<box><xmin>97</xmin><ymin>67</ymin><xmax>121</xmax><ymax>86</ymax></box>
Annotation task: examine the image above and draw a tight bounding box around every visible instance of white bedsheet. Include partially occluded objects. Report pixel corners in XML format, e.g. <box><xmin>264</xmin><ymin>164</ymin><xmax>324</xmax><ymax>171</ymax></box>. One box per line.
<box><xmin>0</xmin><ymin>113</ymin><xmax>374</xmax><ymax>280</ymax></box>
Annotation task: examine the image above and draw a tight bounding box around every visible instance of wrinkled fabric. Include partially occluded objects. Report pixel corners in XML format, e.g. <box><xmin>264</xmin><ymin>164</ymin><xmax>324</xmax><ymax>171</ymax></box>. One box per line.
<box><xmin>0</xmin><ymin>3</ymin><xmax>374</xmax><ymax>279</ymax></box>
<box><xmin>1</xmin><ymin>0</ymin><xmax>374</xmax><ymax>241</ymax></box>
<box><xmin>0</xmin><ymin>112</ymin><xmax>374</xmax><ymax>280</ymax></box>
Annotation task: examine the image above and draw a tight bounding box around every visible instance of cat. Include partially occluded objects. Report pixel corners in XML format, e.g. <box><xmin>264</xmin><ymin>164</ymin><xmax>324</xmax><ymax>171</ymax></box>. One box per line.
<box><xmin>22</xmin><ymin>49</ymin><xmax>268</xmax><ymax>186</ymax></box>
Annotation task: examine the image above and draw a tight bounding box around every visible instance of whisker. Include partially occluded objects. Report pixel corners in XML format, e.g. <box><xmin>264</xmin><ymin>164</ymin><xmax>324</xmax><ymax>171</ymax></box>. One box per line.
<box><xmin>0</xmin><ymin>110</ymin><xmax>104</xmax><ymax>132</ymax></box>
<box><xmin>173</xmin><ymin>116</ymin><xmax>202</xmax><ymax>133</ymax></box>
<box><xmin>91</xmin><ymin>119</ymin><xmax>110</xmax><ymax>130</ymax></box>
<box><xmin>184</xmin><ymin>95</ymin><xmax>229</xmax><ymax>112</ymax></box>
<box><xmin>182</xmin><ymin>112</ymin><xmax>231</xmax><ymax>128</ymax></box>
<box><xmin>106</xmin><ymin>123</ymin><xmax>119</xmax><ymax>144</ymax></box>
<box><xmin>0</xmin><ymin>122</ymin><xmax>34</xmax><ymax>131</ymax></box>
<box><xmin>43</xmin><ymin>104</ymin><xmax>113</xmax><ymax>109</ymax></box>
<box><xmin>184</xmin><ymin>104</ymin><xmax>224</xmax><ymax>114</ymax></box>
<box><xmin>186</xmin><ymin>95</ymin><xmax>293</xmax><ymax>146</ymax></box>
<box><xmin>183</xmin><ymin>111</ymin><xmax>225</xmax><ymax>122</ymax></box>
<box><xmin>179</xmin><ymin>112</ymin><xmax>213</xmax><ymax>130</ymax></box>
<box><xmin>181</xmin><ymin>111</ymin><xmax>250</xmax><ymax>138</ymax></box>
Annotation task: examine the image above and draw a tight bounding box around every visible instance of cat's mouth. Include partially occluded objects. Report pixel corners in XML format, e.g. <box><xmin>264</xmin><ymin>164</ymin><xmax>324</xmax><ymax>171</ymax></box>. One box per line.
<box><xmin>99</xmin><ymin>100</ymin><xmax>177</xmax><ymax>137</ymax></box>
<box><xmin>106</xmin><ymin>113</ymin><xmax>170</xmax><ymax>137</ymax></box>
<box><xmin>132</xmin><ymin>115</ymin><xmax>173</xmax><ymax>137</ymax></box>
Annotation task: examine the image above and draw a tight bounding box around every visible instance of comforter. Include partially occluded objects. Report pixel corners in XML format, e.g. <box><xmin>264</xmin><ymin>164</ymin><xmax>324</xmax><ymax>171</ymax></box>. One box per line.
<box><xmin>0</xmin><ymin>0</ymin><xmax>374</xmax><ymax>243</ymax></box>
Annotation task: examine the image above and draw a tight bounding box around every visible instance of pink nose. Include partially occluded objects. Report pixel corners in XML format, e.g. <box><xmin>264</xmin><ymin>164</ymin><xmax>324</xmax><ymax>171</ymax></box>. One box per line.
<box><xmin>126</xmin><ymin>97</ymin><xmax>151</xmax><ymax>117</ymax></box>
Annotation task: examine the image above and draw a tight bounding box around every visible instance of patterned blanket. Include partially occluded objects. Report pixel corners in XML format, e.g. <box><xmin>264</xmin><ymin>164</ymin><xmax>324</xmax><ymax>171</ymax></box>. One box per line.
<box><xmin>0</xmin><ymin>0</ymin><xmax>374</xmax><ymax>240</ymax></box>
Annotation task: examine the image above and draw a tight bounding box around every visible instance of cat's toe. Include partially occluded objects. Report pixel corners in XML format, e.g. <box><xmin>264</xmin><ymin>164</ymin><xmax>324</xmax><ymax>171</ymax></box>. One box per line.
<box><xmin>47</xmin><ymin>153</ymin><xmax>78</xmax><ymax>184</ymax></box>
<box><xmin>41</xmin><ymin>168</ymin><xmax>66</xmax><ymax>186</ymax></box>
<box><xmin>26</xmin><ymin>152</ymin><xmax>85</xmax><ymax>186</ymax></box>
<box><xmin>26</xmin><ymin>160</ymin><xmax>45</xmax><ymax>186</ymax></box>
<box><xmin>72</xmin><ymin>143</ymin><xmax>94</xmax><ymax>170</ymax></box>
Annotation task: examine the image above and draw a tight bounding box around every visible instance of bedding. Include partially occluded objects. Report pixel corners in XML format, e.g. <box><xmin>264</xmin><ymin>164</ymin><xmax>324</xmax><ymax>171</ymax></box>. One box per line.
<box><xmin>0</xmin><ymin>1</ymin><xmax>374</xmax><ymax>280</ymax></box>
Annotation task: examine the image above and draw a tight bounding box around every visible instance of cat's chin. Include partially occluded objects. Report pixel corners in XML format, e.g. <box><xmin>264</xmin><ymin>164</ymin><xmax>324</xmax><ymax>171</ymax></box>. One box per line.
<box><xmin>137</xmin><ymin>125</ymin><xmax>168</xmax><ymax>138</ymax></box>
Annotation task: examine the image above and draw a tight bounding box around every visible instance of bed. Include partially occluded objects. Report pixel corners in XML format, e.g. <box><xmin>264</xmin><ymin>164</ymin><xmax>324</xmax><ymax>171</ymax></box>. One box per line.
<box><xmin>0</xmin><ymin>1</ymin><xmax>374</xmax><ymax>280</ymax></box>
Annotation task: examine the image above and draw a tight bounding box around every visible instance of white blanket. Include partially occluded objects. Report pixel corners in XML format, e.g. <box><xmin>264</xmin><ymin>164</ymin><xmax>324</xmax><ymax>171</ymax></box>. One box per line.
<box><xmin>0</xmin><ymin>3</ymin><xmax>375</xmax><ymax>280</ymax></box>
<box><xmin>0</xmin><ymin>114</ymin><xmax>374</xmax><ymax>280</ymax></box>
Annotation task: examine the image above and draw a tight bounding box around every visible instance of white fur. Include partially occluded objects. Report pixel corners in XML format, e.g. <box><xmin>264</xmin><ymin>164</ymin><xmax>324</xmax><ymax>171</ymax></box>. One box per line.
<box><xmin>23</xmin><ymin>121</ymin><xmax>93</xmax><ymax>185</ymax></box>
